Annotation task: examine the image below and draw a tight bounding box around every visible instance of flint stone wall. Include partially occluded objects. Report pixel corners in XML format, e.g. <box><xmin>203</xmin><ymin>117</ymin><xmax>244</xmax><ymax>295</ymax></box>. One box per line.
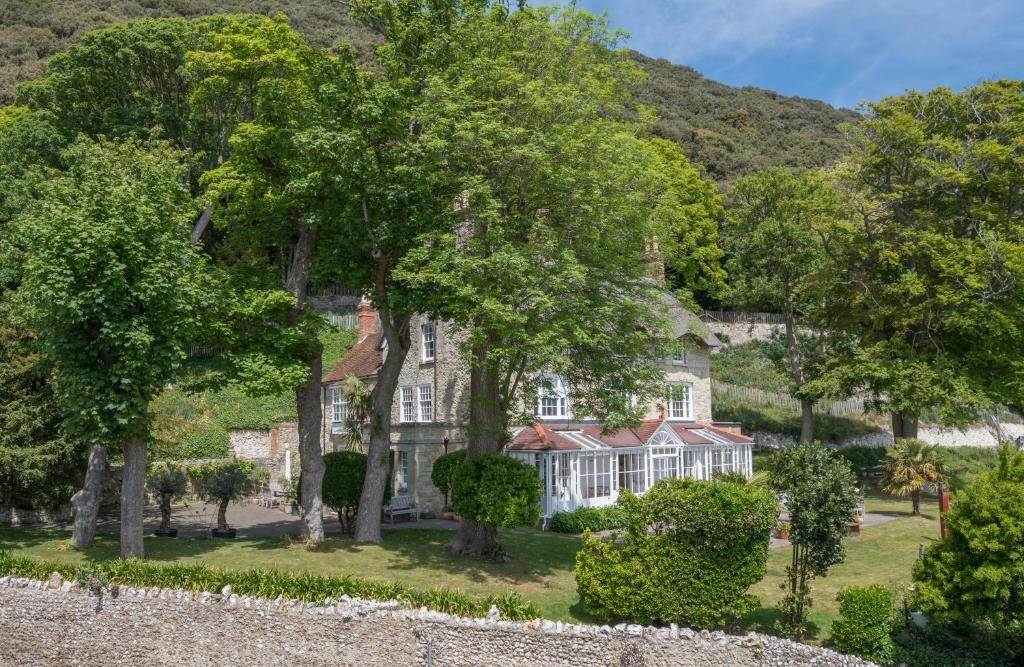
<box><xmin>0</xmin><ymin>575</ymin><xmax>874</xmax><ymax>667</ymax></box>
<box><xmin>753</xmin><ymin>422</ymin><xmax>1024</xmax><ymax>451</ymax></box>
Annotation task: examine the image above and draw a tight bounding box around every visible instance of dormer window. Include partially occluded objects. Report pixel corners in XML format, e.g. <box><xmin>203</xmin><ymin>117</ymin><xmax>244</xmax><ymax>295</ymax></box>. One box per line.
<box><xmin>536</xmin><ymin>374</ymin><xmax>569</xmax><ymax>419</ymax></box>
<box><xmin>421</xmin><ymin>322</ymin><xmax>436</xmax><ymax>362</ymax></box>
<box><xmin>672</xmin><ymin>350</ymin><xmax>687</xmax><ymax>366</ymax></box>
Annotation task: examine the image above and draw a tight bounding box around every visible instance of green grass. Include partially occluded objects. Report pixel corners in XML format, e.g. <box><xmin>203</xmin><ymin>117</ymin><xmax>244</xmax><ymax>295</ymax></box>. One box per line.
<box><xmin>0</xmin><ymin>491</ymin><xmax>938</xmax><ymax>641</ymax></box>
<box><xmin>710</xmin><ymin>341</ymin><xmax>791</xmax><ymax>393</ymax></box>
<box><xmin>712</xmin><ymin>392</ymin><xmax>882</xmax><ymax>443</ymax></box>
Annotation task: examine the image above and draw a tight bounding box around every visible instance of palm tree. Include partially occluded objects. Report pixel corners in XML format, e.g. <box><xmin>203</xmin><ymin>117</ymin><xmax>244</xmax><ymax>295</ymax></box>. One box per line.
<box><xmin>881</xmin><ymin>439</ymin><xmax>946</xmax><ymax>516</ymax></box>
<box><xmin>339</xmin><ymin>374</ymin><xmax>371</xmax><ymax>453</ymax></box>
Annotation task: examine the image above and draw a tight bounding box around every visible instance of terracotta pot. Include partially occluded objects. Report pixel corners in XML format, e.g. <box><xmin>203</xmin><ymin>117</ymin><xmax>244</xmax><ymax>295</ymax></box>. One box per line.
<box><xmin>778</xmin><ymin>530</ymin><xmax>790</xmax><ymax>540</ymax></box>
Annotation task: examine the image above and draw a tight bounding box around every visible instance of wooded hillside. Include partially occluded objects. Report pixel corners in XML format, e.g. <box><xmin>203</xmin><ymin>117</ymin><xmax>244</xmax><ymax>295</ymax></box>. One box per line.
<box><xmin>0</xmin><ymin>0</ymin><xmax>858</xmax><ymax>183</ymax></box>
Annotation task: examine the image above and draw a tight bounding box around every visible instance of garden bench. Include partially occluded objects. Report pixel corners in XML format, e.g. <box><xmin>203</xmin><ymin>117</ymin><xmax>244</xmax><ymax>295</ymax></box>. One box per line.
<box><xmin>383</xmin><ymin>495</ymin><xmax>419</xmax><ymax>523</ymax></box>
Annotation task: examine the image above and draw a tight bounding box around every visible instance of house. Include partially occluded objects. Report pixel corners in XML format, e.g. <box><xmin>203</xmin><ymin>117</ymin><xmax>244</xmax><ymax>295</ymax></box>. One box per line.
<box><xmin>321</xmin><ymin>293</ymin><xmax>753</xmax><ymax>518</ymax></box>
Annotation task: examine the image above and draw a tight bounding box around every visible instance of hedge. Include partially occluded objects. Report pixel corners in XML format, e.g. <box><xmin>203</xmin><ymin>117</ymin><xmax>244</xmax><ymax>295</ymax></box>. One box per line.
<box><xmin>0</xmin><ymin>551</ymin><xmax>539</xmax><ymax>621</ymax></box>
<box><xmin>549</xmin><ymin>506</ymin><xmax>628</xmax><ymax>534</ymax></box>
<box><xmin>575</xmin><ymin>479</ymin><xmax>775</xmax><ymax>628</ymax></box>
<box><xmin>831</xmin><ymin>585</ymin><xmax>894</xmax><ymax>664</ymax></box>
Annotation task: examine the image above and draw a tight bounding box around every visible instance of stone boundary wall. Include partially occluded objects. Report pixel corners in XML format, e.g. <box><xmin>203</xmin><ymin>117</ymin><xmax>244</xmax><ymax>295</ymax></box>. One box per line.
<box><xmin>0</xmin><ymin>575</ymin><xmax>874</xmax><ymax>667</ymax></box>
<box><xmin>753</xmin><ymin>422</ymin><xmax>1024</xmax><ymax>450</ymax></box>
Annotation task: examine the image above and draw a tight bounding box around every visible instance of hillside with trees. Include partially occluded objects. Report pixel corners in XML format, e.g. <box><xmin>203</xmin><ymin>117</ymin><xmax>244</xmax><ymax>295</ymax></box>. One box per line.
<box><xmin>0</xmin><ymin>0</ymin><xmax>857</xmax><ymax>184</ymax></box>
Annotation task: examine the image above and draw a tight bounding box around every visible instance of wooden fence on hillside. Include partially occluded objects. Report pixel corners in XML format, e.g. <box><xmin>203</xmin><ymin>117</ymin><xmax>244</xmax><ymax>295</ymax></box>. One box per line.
<box><xmin>699</xmin><ymin>310</ymin><xmax>788</xmax><ymax>325</ymax></box>
<box><xmin>711</xmin><ymin>380</ymin><xmax>872</xmax><ymax>418</ymax></box>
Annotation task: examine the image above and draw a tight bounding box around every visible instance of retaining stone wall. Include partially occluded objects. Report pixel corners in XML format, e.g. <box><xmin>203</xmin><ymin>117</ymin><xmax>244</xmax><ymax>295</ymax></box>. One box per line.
<box><xmin>753</xmin><ymin>422</ymin><xmax>1024</xmax><ymax>450</ymax></box>
<box><xmin>0</xmin><ymin>574</ymin><xmax>874</xmax><ymax>667</ymax></box>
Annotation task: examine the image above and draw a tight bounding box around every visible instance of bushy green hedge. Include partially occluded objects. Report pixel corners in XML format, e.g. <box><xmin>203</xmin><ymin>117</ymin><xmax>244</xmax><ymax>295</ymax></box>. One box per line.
<box><xmin>831</xmin><ymin>585</ymin><xmax>894</xmax><ymax>664</ymax></box>
<box><xmin>0</xmin><ymin>550</ymin><xmax>540</xmax><ymax>620</ymax></box>
<box><xmin>451</xmin><ymin>454</ymin><xmax>542</xmax><ymax>529</ymax></box>
<box><xmin>430</xmin><ymin>449</ymin><xmax>466</xmax><ymax>507</ymax></box>
<box><xmin>549</xmin><ymin>506</ymin><xmax>628</xmax><ymax>534</ymax></box>
<box><xmin>575</xmin><ymin>479</ymin><xmax>775</xmax><ymax>628</ymax></box>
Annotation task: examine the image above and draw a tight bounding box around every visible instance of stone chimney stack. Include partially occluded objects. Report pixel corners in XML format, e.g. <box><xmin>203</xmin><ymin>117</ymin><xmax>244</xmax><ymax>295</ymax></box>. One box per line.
<box><xmin>357</xmin><ymin>300</ymin><xmax>377</xmax><ymax>343</ymax></box>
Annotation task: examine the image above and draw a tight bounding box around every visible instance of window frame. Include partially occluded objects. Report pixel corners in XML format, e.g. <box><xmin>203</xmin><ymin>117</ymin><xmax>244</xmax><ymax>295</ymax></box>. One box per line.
<box><xmin>330</xmin><ymin>387</ymin><xmax>349</xmax><ymax>433</ymax></box>
<box><xmin>400</xmin><ymin>386</ymin><xmax>414</xmax><ymax>423</ymax></box>
<box><xmin>536</xmin><ymin>374</ymin><xmax>569</xmax><ymax>420</ymax></box>
<box><xmin>666</xmin><ymin>382</ymin><xmax>693</xmax><ymax>420</ymax></box>
<box><xmin>417</xmin><ymin>383</ymin><xmax>433</xmax><ymax>422</ymax></box>
<box><xmin>421</xmin><ymin>322</ymin><xmax>436</xmax><ymax>362</ymax></box>
<box><xmin>672</xmin><ymin>349</ymin><xmax>687</xmax><ymax>366</ymax></box>
<box><xmin>395</xmin><ymin>449</ymin><xmax>410</xmax><ymax>494</ymax></box>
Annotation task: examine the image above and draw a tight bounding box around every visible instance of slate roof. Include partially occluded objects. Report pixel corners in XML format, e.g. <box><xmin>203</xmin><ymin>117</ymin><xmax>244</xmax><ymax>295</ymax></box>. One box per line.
<box><xmin>322</xmin><ymin>333</ymin><xmax>382</xmax><ymax>385</ymax></box>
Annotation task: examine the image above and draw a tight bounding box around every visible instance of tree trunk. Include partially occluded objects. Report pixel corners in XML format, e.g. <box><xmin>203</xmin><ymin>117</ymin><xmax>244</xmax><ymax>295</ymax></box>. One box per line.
<box><xmin>217</xmin><ymin>497</ymin><xmax>230</xmax><ymax>531</ymax></box>
<box><xmin>452</xmin><ymin>340</ymin><xmax>505</xmax><ymax>558</ymax></box>
<box><xmin>354</xmin><ymin>311</ymin><xmax>411</xmax><ymax>544</ymax></box>
<box><xmin>284</xmin><ymin>222</ymin><xmax>326</xmax><ymax>544</ymax></box>
<box><xmin>159</xmin><ymin>493</ymin><xmax>172</xmax><ymax>532</ymax></box>
<box><xmin>911</xmin><ymin>490</ymin><xmax>921</xmax><ymax>517</ymax></box>
<box><xmin>71</xmin><ymin>444</ymin><xmax>106</xmax><ymax>548</ymax></box>
<box><xmin>297</xmin><ymin>351</ymin><xmax>325</xmax><ymax>543</ymax></box>
<box><xmin>783</xmin><ymin>311</ymin><xmax>813</xmax><ymax>443</ymax></box>
<box><xmin>120</xmin><ymin>438</ymin><xmax>146</xmax><ymax>559</ymax></box>
<box><xmin>892</xmin><ymin>411</ymin><xmax>919</xmax><ymax>440</ymax></box>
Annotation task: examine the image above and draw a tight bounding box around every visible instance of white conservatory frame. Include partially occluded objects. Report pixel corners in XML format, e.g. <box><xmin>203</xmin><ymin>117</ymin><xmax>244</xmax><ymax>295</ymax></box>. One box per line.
<box><xmin>508</xmin><ymin>423</ymin><xmax>754</xmax><ymax>518</ymax></box>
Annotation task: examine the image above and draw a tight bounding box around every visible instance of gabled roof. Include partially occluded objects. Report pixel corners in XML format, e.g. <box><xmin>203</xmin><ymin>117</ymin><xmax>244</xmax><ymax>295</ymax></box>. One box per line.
<box><xmin>507</xmin><ymin>418</ymin><xmax>751</xmax><ymax>451</ymax></box>
<box><xmin>323</xmin><ymin>333</ymin><xmax>382</xmax><ymax>385</ymax></box>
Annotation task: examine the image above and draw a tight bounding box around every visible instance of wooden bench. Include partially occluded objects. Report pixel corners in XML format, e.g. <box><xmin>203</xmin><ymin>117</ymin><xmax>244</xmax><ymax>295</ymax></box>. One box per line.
<box><xmin>383</xmin><ymin>495</ymin><xmax>419</xmax><ymax>523</ymax></box>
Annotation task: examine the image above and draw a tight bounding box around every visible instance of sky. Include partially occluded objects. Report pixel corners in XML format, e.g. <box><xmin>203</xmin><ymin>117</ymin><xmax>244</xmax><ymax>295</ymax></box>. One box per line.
<box><xmin>568</xmin><ymin>0</ymin><xmax>1024</xmax><ymax>110</ymax></box>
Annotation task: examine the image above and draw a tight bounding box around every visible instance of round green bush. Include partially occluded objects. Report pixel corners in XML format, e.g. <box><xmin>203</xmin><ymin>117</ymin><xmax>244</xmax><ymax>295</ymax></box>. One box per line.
<box><xmin>575</xmin><ymin>478</ymin><xmax>775</xmax><ymax>628</ymax></box>
<box><xmin>831</xmin><ymin>585</ymin><xmax>895</xmax><ymax>664</ymax></box>
<box><xmin>450</xmin><ymin>454</ymin><xmax>541</xmax><ymax>529</ymax></box>
<box><xmin>297</xmin><ymin>451</ymin><xmax>390</xmax><ymax>534</ymax></box>
<box><xmin>430</xmin><ymin>449</ymin><xmax>466</xmax><ymax>507</ymax></box>
<box><xmin>549</xmin><ymin>506</ymin><xmax>628</xmax><ymax>534</ymax></box>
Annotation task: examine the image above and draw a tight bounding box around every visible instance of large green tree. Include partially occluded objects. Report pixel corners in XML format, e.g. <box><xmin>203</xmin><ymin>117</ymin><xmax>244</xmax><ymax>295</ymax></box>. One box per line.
<box><xmin>396</xmin><ymin>4</ymin><xmax>724</xmax><ymax>556</ymax></box>
<box><xmin>723</xmin><ymin>167</ymin><xmax>848</xmax><ymax>442</ymax></box>
<box><xmin>15</xmin><ymin>138</ymin><xmax>209</xmax><ymax>558</ymax></box>
<box><xmin>814</xmin><ymin>81</ymin><xmax>1024</xmax><ymax>437</ymax></box>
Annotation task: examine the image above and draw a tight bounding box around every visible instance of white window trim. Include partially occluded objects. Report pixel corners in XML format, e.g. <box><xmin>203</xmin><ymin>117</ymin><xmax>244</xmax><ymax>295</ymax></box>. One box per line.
<box><xmin>330</xmin><ymin>387</ymin><xmax>349</xmax><ymax>433</ymax></box>
<box><xmin>421</xmin><ymin>322</ymin><xmax>436</xmax><ymax>362</ymax></box>
<box><xmin>400</xmin><ymin>386</ymin><xmax>414</xmax><ymax>423</ymax></box>
<box><xmin>535</xmin><ymin>374</ymin><xmax>569</xmax><ymax>420</ymax></box>
<box><xmin>666</xmin><ymin>382</ymin><xmax>694</xmax><ymax>421</ymax></box>
<box><xmin>672</xmin><ymin>350</ymin><xmax>687</xmax><ymax>366</ymax></box>
<box><xmin>395</xmin><ymin>449</ymin><xmax>410</xmax><ymax>494</ymax></box>
<box><xmin>417</xmin><ymin>384</ymin><xmax>433</xmax><ymax>422</ymax></box>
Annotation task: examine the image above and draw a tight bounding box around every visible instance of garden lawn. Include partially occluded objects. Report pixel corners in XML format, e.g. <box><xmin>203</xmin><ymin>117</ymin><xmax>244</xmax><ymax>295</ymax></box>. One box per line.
<box><xmin>0</xmin><ymin>492</ymin><xmax>938</xmax><ymax>642</ymax></box>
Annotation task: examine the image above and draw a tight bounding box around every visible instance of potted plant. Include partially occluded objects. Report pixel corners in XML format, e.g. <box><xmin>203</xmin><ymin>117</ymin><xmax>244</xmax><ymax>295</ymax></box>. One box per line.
<box><xmin>146</xmin><ymin>462</ymin><xmax>187</xmax><ymax>537</ymax></box>
<box><xmin>777</xmin><ymin>522</ymin><xmax>791</xmax><ymax>540</ymax></box>
<box><xmin>190</xmin><ymin>461</ymin><xmax>265</xmax><ymax>538</ymax></box>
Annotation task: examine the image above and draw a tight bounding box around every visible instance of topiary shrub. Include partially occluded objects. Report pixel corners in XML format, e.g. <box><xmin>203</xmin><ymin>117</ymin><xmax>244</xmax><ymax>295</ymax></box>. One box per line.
<box><xmin>318</xmin><ymin>451</ymin><xmax>391</xmax><ymax>534</ymax></box>
<box><xmin>549</xmin><ymin>506</ymin><xmax>628</xmax><ymax>534</ymax></box>
<box><xmin>575</xmin><ymin>478</ymin><xmax>775</xmax><ymax>628</ymax></box>
<box><xmin>430</xmin><ymin>449</ymin><xmax>466</xmax><ymax>509</ymax></box>
<box><xmin>146</xmin><ymin>462</ymin><xmax>187</xmax><ymax>534</ymax></box>
<box><xmin>831</xmin><ymin>585</ymin><xmax>895</xmax><ymax>664</ymax></box>
<box><xmin>189</xmin><ymin>461</ymin><xmax>266</xmax><ymax>533</ymax></box>
<box><xmin>451</xmin><ymin>454</ymin><xmax>542</xmax><ymax>531</ymax></box>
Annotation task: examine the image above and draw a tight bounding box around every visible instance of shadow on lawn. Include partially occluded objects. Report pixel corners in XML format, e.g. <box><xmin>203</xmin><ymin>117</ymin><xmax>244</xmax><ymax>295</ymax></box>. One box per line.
<box><xmin>233</xmin><ymin>523</ymin><xmax>582</xmax><ymax>586</ymax></box>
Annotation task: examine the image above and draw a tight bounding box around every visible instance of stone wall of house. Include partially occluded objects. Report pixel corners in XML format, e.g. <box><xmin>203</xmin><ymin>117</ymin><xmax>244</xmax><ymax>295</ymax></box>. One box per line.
<box><xmin>0</xmin><ymin>578</ymin><xmax>875</xmax><ymax>667</ymax></box>
<box><xmin>649</xmin><ymin>347</ymin><xmax>713</xmax><ymax>423</ymax></box>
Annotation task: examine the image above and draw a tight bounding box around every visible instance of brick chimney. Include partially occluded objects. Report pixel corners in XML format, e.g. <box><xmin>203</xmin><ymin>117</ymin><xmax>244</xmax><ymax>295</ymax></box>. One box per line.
<box><xmin>357</xmin><ymin>300</ymin><xmax>377</xmax><ymax>343</ymax></box>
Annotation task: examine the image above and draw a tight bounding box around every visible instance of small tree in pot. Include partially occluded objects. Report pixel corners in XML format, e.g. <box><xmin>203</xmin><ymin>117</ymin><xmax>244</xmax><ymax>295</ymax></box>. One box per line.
<box><xmin>146</xmin><ymin>463</ymin><xmax>187</xmax><ymax>537</ymax></box>
<box><xmin>190</xmin><ymin>461</ymin><xmax>265</xmax><ymax>538</ymax></box>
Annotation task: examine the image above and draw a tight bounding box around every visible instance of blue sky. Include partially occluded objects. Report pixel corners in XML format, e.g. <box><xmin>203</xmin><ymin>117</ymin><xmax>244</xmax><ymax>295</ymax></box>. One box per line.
<box><xmin>568</xmin><ymin>0</ymin><xmax>1024</xmax><ymax>110</ymax></box>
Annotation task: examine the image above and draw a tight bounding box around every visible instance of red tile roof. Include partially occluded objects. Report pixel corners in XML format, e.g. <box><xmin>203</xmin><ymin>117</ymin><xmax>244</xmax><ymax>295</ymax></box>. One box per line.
<box><xmin>322</xmin><ymin>333</ymin><xmax>382</xmax><ymax>384</ymax></box>
<box><xmin>507</xmin><ymin>419</ymin><xmax>752</xmax><ymax>451</ymax></box>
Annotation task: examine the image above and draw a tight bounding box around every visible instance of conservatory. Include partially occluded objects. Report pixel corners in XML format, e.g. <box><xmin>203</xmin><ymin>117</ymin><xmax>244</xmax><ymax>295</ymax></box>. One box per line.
<box><xmin>506</xmin><ymin>419</ymin><xmax>754</xmax><ymax>518</ymax></box>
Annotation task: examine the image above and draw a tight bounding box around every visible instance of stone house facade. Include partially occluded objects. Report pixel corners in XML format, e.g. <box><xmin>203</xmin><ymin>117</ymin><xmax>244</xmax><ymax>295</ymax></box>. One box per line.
<box><xmin>321</xmin><ymin>295</ymin><xmax>751</xmax><ymax>517</ymax></box>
